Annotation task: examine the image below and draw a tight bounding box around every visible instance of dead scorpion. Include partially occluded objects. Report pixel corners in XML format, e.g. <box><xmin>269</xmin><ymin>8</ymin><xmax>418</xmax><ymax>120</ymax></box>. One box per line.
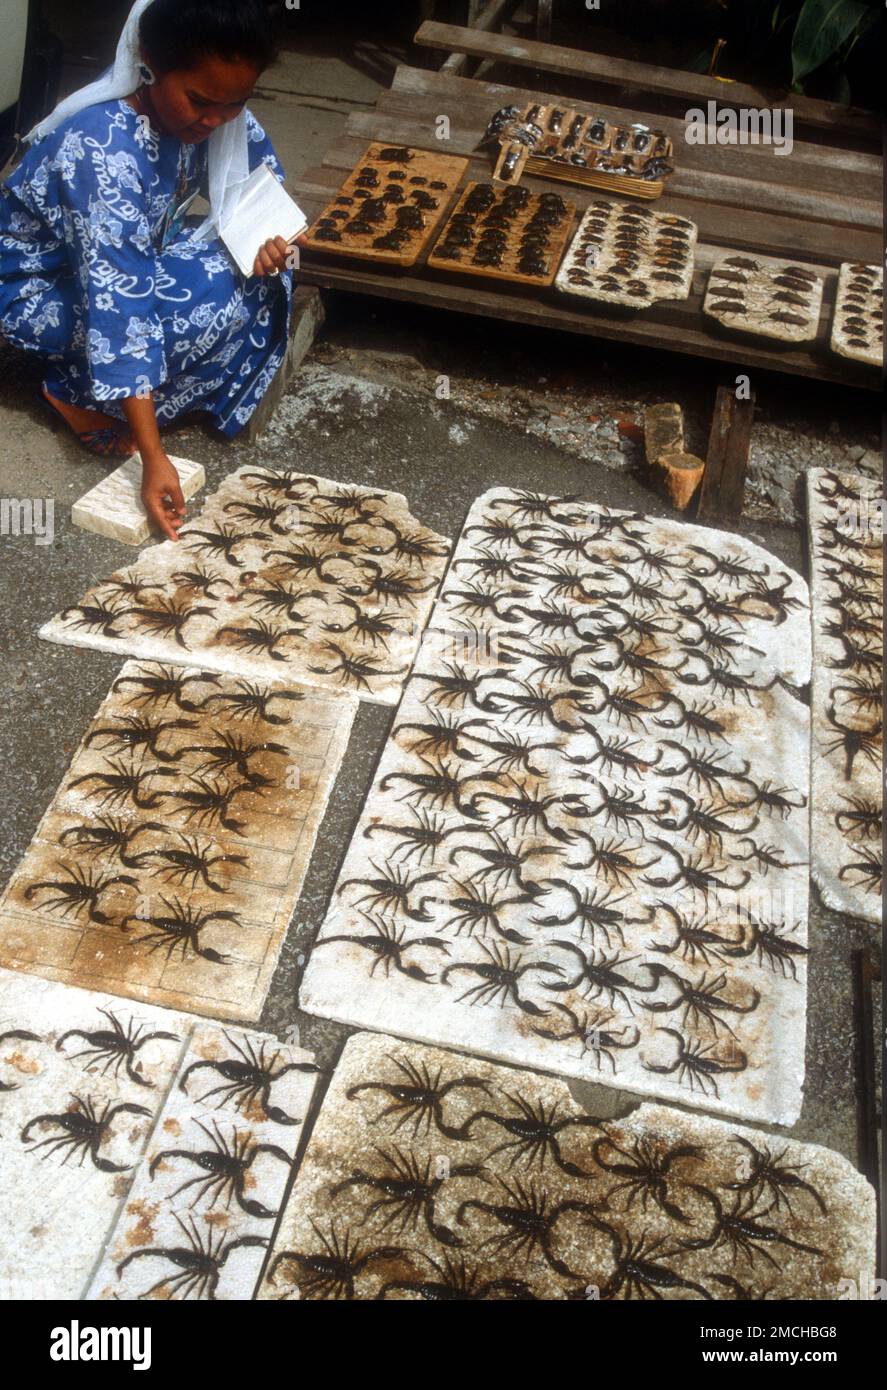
<box><xmin>131</xmin><ymin>834</ymin><xmax>249</xmax><ymax>892</ymax></box>
<box><xmin>545</xmin><ymin>942</ymin><xmax>658</xmax><ymax>1015</ymax></box>
<box><xmin>338</xmin><ymin>860</ymin><xmax>440</xmax><ymax>921</ymax></box>
<box><xmin>592</xmin><ymin>1134</ymin><xmax>703</xmax><ymax>1222</ymax></box>
<box><xmin>726</xmin><ymin>1135</ymin><xmax>827</xmax><ymax>1216</ymax></box>
<box><xmin>835</xmin><ymin>795</ymin><xmax>882</xmax><ymax>840</ymax></box>
<box><xmin>656</xmin><ymin>742</ymin><xmax>750</xmax><ymax>794</ymax></box>
<box><xmin>644</xmin><ymin>965</ymin><xmax>760</xmax><ymax>1038</ymax></box>
<box><xmin>24</xmin><ymin>864</ymin><xmax>138</xmax><ymax>924</ymax></box>
<box><xmin>308</xmin><ymin>641</ymin><xmax>407</xmax><ymax>692</ymax></box>
<box><xmin>322</xmin><ymin>596</ymin><xmax>408</xmax><ymax>650</ymax></box>
<box><xmin>455</xmin><ymin>1176</ymin><xmax>600</xmax><ymax>1280</ymax></box>
<box><xmin>316</xmin><ymin>913</ymin><xmax>449</xmax><ymax>982</ymax></box>
<box><xmin>242</xmin><ymin>581</ymin><xmax>320</xmax><ymax>623</ymax></box>
<box><xmin>121</xmin><ymin>895</ymin><xmax>243</xmax><ymax>964</ymax></box>
<box><xmin>721</xmin><ymin>918</ymin><xmax>809</xmax><ymax>980</ymax></box>
<box><xmin>350</xmin><ymin>560</ymin><xmax>437</xmax><ymax>608</ymax></box>
<box><xmin>56</xmin><ymin>1008</ymin><xmax>179</xmax><ymax>1087</ymax></box>
<box><xmin>377</xmin><ymin>1252</ymin><xmax>537</xmax><ymax>1301</ymax></box>
<box><xmin>171</xmin><ymin>564</ymin><xmax>233</xmax><ymax>600</ymax></box>
<box><xmin>179</xmin><ymin>728</ymin><xmax>290</xmax><ymax>780</ymax></box>
<box><xmin>21</xmin><ymin>1093</ymin><xmax>151</xmax><ymax>1171</ymax></box>
<box><xmin>594</xmin><ymin>1226</ymin><xmax>712</xmax><ymax>1300</ymax></box>
<box><xmin>84</xmin><ymin>714</ymin><xmax>197</xmax><ymax>761</ymax></box>
<box><xmin>462</xmin><ymin>1092</ymin><xmax>602</xmax><ymax>1176</ymax></box>
<box><xmin>409</xmin><ymin>661</ymin><xmax>508</xmax><ymax>711</ymax></box>
<box><xmin>471</xmin><ymin>777</ymin><xmax>589</xmax><ymax>843</ymax></box>
<box><xmin>179</xmin><ymin>1032</ymin><xmax>321</xmax><ymax>1124</ymax></box>
<box><xmin>199</xmin><ymin>680</ymin><xmax>304</xmax><ymax>725</ymax></box>
<box><xmin>379</xmin><ymin>758</ymin><xmax>498</xmax><ymax>817</ymax></box>
<box><xmin>59</xmin><ymin>599</ymin><xmax>126</xmax><ymax>638</ymax></box>
<box><xmin>58</xmin><ymin>816</ymin><xmax>163</xmax><ymax>866</ymax></box>
<box><xmin>265</xmin><ymin>542</ymin><xmax>346</xmax><ymax>585</ymax></box>
<box><xmin>677</xmin><ymin>1189</ymin><xmax>823</xmax><ymax>1271</ymax></box>
<box><xmin>363</xmin><ymin>808</ymin><xmax>455</xmax><ymax>864</ymax></box>
<box><xmin>648</xmin><ymin>902</ymin><xmax>744</xmax><ymax>967</ymax></box>
<box><xmin>181</xmin><ymin>523</ymin><xmax>265</xmax><ymax>566</ymax></box>
<box><xmin>431</xmin><ymin>880</ymin><xmax>536</xmax><ymax>945</ymax></box>
<box><xmin>120</xmin><ymin>597</ymin><xmax>212</xmax><ymax>650</ymax></box>
<box><xmin>441</xmin><ymin>941</ymin><xmax>564</xmax><ymax>1014</ymax></box>
<box><xmin>533</xmin><ymin>1003</ymin><xmax>640</xmax><ymax>1073</ymax></box>
<box><xmin>654</xmin><ymin>788</ymin><xmax>759</xmax><ymax>850</ymax></box>
<box><xmin>267</xmin><ymin>1222</ymin><xmax>407</xmax><ymax>1300</ymax></box>
<box><xmin>332</xmin><ymin>1146</ymin><xmax>484</xmax><ymax>1247</ymax></box>
<box><xmin>838</xmin><ymin>846</ymin><xmax>882</xmax><ymax>894</ymax></box>
<box><xmin>223</xmin><ymin>497</ymin><xmax>298</xmax><ymax>535</ymax></box>
<box><xmin>347</xmin><ymin>1056</ymin><xmax>490</xmax><ymax>1140</ymax></box>
<box><xmin>641</xmin><ymin>839</ymin><xmax>751</xmax><ymax>897</ymax></box>
<box><xmin>113</xmin><ymin>665</ymin><xmax>217</xmax><ymax>712</ymax></box>
<box><xmin>643</xmin><ymin>1028</ymin><xmax>748</xmax><ymax>1099</ymax></box>
<box><xmin>821</xmin><ymin>705</ymin><xmax>882</xmax><ymax>779</ymax></box>
<box><xmin>449</xmin><ymin>828</ymin><xmax>562</xmax><ymax>894</ymax></box>
<box><xmin>731</xmin><ymin>777</ymin><xmax>806</xmax><ymax>820</ymax></box>
<box><xmin>166</xmin><ymin>774</ymin><xmax>262</xmax><ymax>834</ymax></box>
<box><xmin>533</xmin><ymin>880</ymin><xmax>651</xmax><ymax>948</ymax></box>
<box><xmin>150</xmin><ymin>1119</ymin><xmax>291</xmax><ymax>1218</ymax></box>
<box><xmin>116</xmin><ymin>1214</ymin><xmax>267</xmax><ymax>1300</ymax></box>
<box><xmin>563</xmin><ymin>835</ymin><xmax>659</xmax><ymax>886</ymax></box>
<box><xmin>218</xmin><ymin>618</ymin><xmax>302</xmax><ymax>662</ymax></box>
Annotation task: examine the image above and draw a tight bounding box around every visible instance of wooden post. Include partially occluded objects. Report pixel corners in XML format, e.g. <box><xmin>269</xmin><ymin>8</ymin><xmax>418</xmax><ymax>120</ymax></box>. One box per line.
<box><xmin>441</xmin><ymin>0</ymin><xmax>523</xmax><ymax>75</ymax></box>
<box><xmin>697</xmin><ymin>384</ymin><xmax>756</xmax><ymax>521</ymax></box>
<box><xmin>536</xmin><ymin>0</ymin><xmax>553</xmax><ymax>44</ymax></box>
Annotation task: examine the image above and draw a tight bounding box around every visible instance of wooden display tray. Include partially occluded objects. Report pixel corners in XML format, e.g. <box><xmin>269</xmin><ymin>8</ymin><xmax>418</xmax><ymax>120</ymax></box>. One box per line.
<box><xmin>301</xmin><ymin>143</ymin><xmax>469</xmax><ymax>268</ymax></box>
<box><xmin>427</xmin><ymin>182</ymin><xmax>577</xmax><ymax>287</ymax></box>
<box><xmin>830</xmin><ymin>262</ymin><xmax>882</xmax><ymax>368</ymax></box>
<box><xmin>491</xmin><ymin>100</ymin><xmax>672</xmax><ymax>200</ymax></box>
<box><xmin>555</xmin><ymin>201</ymin><xmax>697</xmax><ymax>308</ymax></box>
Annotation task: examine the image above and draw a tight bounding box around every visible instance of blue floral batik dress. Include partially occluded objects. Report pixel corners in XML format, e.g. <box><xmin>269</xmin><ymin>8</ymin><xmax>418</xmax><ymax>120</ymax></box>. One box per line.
<box><xmin>0</xmin><ymin>99</ymin><xmax>292</xmax><ymax>436</ymax></box>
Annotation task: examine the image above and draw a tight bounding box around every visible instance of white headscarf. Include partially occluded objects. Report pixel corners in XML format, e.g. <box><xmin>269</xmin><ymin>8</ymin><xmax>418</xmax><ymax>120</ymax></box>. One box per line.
<box><xmin>24</xmin><ymin>0</ymin><xmax>249</xmax><ymax>237</ymax></box>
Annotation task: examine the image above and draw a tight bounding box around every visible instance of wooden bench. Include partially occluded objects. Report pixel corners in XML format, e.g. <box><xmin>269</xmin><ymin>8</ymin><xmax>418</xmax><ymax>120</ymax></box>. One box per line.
<box><xmin>290</xmin><ymin>57</ymin><xmax>880</xmax><ymax>393</ymax></box>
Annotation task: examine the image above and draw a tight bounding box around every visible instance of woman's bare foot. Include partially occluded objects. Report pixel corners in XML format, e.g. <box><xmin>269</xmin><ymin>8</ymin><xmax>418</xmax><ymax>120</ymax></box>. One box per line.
<box><xmin>42</xmin><ymin>389</ymin><xmax>136</xmax><ymax>454</ymax></box>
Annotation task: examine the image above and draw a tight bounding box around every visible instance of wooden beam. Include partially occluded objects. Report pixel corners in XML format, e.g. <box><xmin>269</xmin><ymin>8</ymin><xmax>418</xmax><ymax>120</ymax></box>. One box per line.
<box><xmin>536</xmin><ymin>0</ymin><xmax>553</xmax><ymax>46</ymax></box>
<box><xmin>440</xmin><ymin>0</ymin><xmax>522</xmax><ymax>77</ymax></box>
<box><xmin>697</xmin><ymin>385</ymin><xmax>756</xmax><ymax>520</ymax></box>
<box><xmin>413</xmin><ymin>21</ymin><xmax>880</xmax><ymax>142</ymax></box>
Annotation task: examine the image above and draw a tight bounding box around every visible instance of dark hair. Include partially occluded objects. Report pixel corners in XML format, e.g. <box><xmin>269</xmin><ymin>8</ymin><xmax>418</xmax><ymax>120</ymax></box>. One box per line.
<box><xmin>140</xmin><ymin>0</ymin><xmax>278</xmax><ymax>75</ymax></box>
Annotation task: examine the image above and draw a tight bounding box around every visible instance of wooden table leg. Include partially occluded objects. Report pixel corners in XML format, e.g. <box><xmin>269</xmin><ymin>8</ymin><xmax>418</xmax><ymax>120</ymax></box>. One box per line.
<box><xmin>697</xmin><ymin>383</ymin><xmax>756</xmax><ymax>521</ymax></box>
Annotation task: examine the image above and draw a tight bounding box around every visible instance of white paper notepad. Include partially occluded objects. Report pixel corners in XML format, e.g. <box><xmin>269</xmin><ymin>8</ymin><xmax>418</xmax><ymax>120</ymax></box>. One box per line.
<box><xmin>220</xmin><ymin>164</ymin><xmax>307</xmax><ymax>275</ymax></box>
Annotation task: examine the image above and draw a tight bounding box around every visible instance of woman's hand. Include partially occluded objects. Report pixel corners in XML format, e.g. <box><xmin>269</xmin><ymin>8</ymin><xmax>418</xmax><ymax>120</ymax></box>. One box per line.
<box><xmin>253</xmin><ymin>235</ymin><xmax>292</xmax><ymax>277</ymax></box>
<box><xmin>141</xmin><ymin>453</ymin><xmax>186</xmax><ymax>542</ymax></box>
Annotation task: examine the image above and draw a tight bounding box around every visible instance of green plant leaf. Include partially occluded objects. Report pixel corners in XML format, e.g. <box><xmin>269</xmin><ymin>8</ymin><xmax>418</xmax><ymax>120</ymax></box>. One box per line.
<box><xmin>791</xmin><ymin>0</ymin><xmax>872</xmax><ymax>81</ymax></box>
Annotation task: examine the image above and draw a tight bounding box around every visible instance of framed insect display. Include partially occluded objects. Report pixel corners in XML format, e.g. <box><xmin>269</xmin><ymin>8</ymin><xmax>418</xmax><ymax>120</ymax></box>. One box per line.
<box><xmin>300</xmin><ymin>143</ymin><xmax>469</xmax><ymax>267</ymax></box>
<box><xmin>301</xmin><ymin>487</ymin><xmax>812</xmax><ymax>1126</ymax></box>
<box><xmin>829</xmin><ymin>262</ymin><xmax>882</xmax><ymax>368</ymax></box>
<box><xmin>807</xmin><ymin>468</ymin><xmax>882</xmax><ymax>925</ymax></box>
<box><xmin>427</xmin><ymin>182</ymin><xmax>576</xmax><ymax>287</ymax></box>
<box><xmin>555</xmin><ymin>199</ymin><xmax>697</xmax><ymax>308</ymax></box>
<box><xmin>258</xmin><ymin>1033</ymin><xmax>875</xmax><ymax>1301</ymax></box>
<box><xmin>0</xmin><ymin>659</ymin><xmax>355</xmax><ymax>1020</ymax></box>
<box><xmin>703</xmin><ymin>253</ymin><xmax>824</xmax><ymax>343</ymax></box>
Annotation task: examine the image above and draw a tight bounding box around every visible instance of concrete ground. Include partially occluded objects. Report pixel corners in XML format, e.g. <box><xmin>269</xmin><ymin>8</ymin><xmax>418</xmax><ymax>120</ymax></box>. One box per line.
<box><xmin>0</xmin><ymin>12</ymin><xmax>881</xmax><ymax>1185</ymax></box>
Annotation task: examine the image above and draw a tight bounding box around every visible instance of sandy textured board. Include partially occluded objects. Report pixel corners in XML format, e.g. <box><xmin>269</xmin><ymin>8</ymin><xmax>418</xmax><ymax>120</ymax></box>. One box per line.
<box><xmin>302</xmin><ymin>488</ymin><xmax>811</xmax><ymax>1126</ymax></box>
<box><xmin>428</xmin><ymin>183</ymin><xmax>576</xmax><ymax>287</ymax></box>
<box><xmin>703</xmin><ymin>253</ymin><xmax>823</xmax><ymax>343</ymax></box>
<box><xmin>555</xmin><ymin>200</ymin><xmax>696</xmax><ymax>308</ymax></box>
<box><xmin>302</xmin><ymin>143</ymin><xmax>468</xmax><ymax>267</ymax></box>
<box><xmin>0</xmin><ymin>971</ymin><xmax>318</xmax><ymax>1300</ymax></box>
<box><xmin>0</xmin><ymin>660</ymin><xmax>356</xmax><ymax>1021</ymax></box>
<box><xmin>807</xmin><ymin>469</ymin><xmax>882</xmax><ymax>924</ymax></box>
<box><xmin>41</xmin><ymin>468</ymin><xmax>451</xmax><ymax>706</ymax></box>
<box><xmin>72</xmin><ymin>454</ymin><xmax>206</xmax><ymax>546</ymax></box>
<box><xmin>829</xmin><ymin>262</ymin><xmax>882</xmax><ymax>368</ymax></box>
<box><xmin>86</xmin><ymin>1023</ymin><xmax>320</xmax><ymax>1300</ymax></box>
<box><xmin>258</xmin><ymin>1032</ymin><xmax>875</xmax><ymax>1301</ymax></box>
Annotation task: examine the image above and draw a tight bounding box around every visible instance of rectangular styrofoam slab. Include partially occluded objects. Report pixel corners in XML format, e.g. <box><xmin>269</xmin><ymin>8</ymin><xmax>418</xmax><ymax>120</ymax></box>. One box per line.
<box><xmin>555</xmin><ymin>200</ymin><xmax>696</xmax><ymax>307</ymax></box>
<box><xmin>72</xmin><ymin>454</ymin><xmax>206</xmax><ymax>545</ymax></box>
<box><xmin>807</xmin><ymin>469</ymin><xmax>882</xmax><ymax>924</ymax></box>
<box><xmin>87</xmin><ymin>1023</ymin><xmax>319</xmax><ymax>1300</ymax></box>
<box><xmin>0</xmin><ymin>971</ymin><xmax>319</xmax><ymax>1300</ymax></box>
<box><xmin>258</xmin><ymin>1032</ymin><xmax>875</xmax><ymax>1301</ymax></box>
<box><xmin>302</xmin><ymin>488</ymin><xmax>811</xmax><ymax>1126</ymax></box>
<box><xmin>41</xmin><ymin>468</ymin><xmax>451</xmax><ymax>706</ymax></box>
<box><xmin>703</xmin><ymin>253</ymin><xmax>823</xmax><ymax>343</ymax></box>
<box><xmin>0</xmin><ymin>660</ymin><xmax>356</xmax><ymax>1021</ymax></box>
<box><xmin>829</xmin><ymin>263</ymin><xmax>882</xmax><ymax>368</ymax></box>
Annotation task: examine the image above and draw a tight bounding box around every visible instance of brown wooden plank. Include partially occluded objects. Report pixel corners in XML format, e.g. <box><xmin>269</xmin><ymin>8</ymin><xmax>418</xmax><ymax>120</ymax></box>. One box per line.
<box><xmin>413</xmin><ymin>21</ymin><xmax>880</xmax><ymax>142</ymax></box>
<box><xmin>697</xmin><ymin>386</ymin><xmax>756</xmax><ymax>519</ymax></box>
<box><xmin>296</xmin><ymin>139</ymin><xmax>881</xmax><ymax>266</ymax></box>
<box><xmin>384</xmin><ymin>66</ymin><xmax>881</xmax><ymax>202</ymax></box>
